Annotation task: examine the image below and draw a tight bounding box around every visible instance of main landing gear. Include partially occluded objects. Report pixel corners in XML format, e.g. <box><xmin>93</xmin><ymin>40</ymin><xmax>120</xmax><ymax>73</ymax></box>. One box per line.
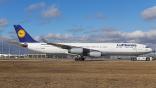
<box><xmin>74</xmin><ymin>56</ymin><xmax>85</xmax><ymax>61</ymax></box>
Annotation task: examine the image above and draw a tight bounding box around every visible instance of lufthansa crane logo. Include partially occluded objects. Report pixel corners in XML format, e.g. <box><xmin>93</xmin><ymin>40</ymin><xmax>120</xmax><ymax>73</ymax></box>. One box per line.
<box><xmin>18</xmin><ymin>29</ymin><xmax>26</xmax><ymax>38</ymax></box>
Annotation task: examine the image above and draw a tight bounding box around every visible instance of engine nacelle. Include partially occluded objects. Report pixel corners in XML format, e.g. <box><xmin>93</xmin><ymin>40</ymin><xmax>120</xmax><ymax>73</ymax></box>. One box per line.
<box><xmin>89</xmin><ymin>51</ymin><xmax>102</xmax><ymax>57</ymax></box>
<box><xmin>69</xmin><ymin>48</ymin><xmax>83</xmax><ymax>54</ymax></box>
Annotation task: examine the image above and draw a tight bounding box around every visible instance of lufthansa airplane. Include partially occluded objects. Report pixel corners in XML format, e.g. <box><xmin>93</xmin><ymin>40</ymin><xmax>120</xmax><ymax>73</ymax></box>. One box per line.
<box><xmin>14</xmin><ymin>25</ymin><xmax>152</xmax><ymax>61</ymax></box>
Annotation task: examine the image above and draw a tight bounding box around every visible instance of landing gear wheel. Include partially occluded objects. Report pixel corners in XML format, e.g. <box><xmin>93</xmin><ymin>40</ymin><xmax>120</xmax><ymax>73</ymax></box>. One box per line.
<box><xmin>146</xmin><ymin>57</ymin><xmax>150</xmax><ymax>61</ymax></box>
<box><xmin>75</xmin><ymin>58</ymin><xmax>79</xmax><ymax>61</ymax></box>
<box><xmin>74</xmin><ymin>56</ymin><xmax>85</xmax><ymax>61</ymax></box>
<box><xmin>80</xmin><ymin>57</ymin><xmax>85</xmax><ymax>61</ymax></box>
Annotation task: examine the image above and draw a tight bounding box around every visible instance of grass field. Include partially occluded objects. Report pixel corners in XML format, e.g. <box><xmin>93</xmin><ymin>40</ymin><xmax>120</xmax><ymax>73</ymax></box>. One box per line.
<box><xmin>0</xmin><ymin>59</ymin><xmax>156</xmax><ymax>88</ymax></box>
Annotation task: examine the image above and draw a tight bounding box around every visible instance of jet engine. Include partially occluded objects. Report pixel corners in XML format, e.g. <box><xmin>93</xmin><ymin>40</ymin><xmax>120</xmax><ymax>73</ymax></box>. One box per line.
<box><xmin>89</xmin><ymin>51</ymin><xmax>102</xmax><ymax>57</ymax></box>
<box><xmin>68</xmin><ymin>48</ymin><xmax>83</xmax><ymax>54</ymax></box>
<box><xmin>69</xmin><ymin>48</ymin><xmax>102</xmax><ymax>57</ymax></box>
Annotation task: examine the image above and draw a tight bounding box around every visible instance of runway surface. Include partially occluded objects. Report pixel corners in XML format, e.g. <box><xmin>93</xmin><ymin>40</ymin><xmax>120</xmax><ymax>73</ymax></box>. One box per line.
<box><xmin>0</xmin><ymin>59</ymin><xmax>156</xmax><ymax>88</ymax></box>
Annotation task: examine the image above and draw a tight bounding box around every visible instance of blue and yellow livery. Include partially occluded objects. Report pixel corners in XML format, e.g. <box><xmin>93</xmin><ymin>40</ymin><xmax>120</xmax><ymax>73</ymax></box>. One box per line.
<box><xmin>14</xmin><ymin>25</ymin><xmax>37</xmax><ymax>43</ymax></box>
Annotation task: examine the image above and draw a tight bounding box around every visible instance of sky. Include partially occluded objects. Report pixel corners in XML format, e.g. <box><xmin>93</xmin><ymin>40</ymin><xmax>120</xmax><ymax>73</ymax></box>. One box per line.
<box><xmin>1</xmin><ymin>0</ymin><xmax>156</xmax><ymax>47</ymax></box>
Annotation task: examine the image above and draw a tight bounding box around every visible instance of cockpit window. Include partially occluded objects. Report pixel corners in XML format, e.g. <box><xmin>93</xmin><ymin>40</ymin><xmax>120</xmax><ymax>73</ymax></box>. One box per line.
<box><xmin>145</xmin><ymin>46</ymin><xmax>149</xmax><ymax>48</ymax></box>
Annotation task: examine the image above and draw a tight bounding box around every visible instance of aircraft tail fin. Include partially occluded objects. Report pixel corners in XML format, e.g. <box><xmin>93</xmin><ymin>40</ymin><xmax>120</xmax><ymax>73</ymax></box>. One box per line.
<box><xmin>14</xmin><ymin>25</ymin><xmax>37</xmax><ymax>43</ymax></box>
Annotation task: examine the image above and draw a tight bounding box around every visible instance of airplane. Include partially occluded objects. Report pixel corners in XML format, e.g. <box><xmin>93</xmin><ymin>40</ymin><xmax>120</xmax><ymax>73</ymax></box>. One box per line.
<box><xmin>14</xmin><ymin>25</ymin><xmax>152</xmax><ymax>61</ymax></box>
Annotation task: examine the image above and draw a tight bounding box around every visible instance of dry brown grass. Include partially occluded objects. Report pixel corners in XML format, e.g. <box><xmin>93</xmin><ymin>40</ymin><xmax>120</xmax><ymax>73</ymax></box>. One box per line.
<box><xmin>0</xmin><ymin>60</ymin><xmax>156</xmax><ymax>88</ymax></box>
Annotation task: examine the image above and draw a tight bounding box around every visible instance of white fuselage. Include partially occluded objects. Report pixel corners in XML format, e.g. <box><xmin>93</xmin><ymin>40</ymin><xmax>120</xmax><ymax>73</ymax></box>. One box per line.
<box><xmin>26</xmin><ymin>43</ymin><xmax>152</xmax><ymax>56</ymax></box>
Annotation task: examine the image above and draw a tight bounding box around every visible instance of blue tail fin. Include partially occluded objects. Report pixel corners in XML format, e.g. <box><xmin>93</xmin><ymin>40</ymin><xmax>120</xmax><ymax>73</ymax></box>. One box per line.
<box><xmin>14</xmin><ymin>25</ymin><xmax>37</xmax><ymax>43</ymax></box>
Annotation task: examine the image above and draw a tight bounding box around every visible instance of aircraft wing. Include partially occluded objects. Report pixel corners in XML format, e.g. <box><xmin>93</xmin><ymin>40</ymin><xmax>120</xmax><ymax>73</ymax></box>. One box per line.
<box><xmin>47</xmin><ymin>43</ymin><xmax>73</xmax><ymax>49</ymax></box>
<box><xmin>46</xmin><ymin>43</ymin><xmax>100</xmax><ymax>53</ymax></box>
